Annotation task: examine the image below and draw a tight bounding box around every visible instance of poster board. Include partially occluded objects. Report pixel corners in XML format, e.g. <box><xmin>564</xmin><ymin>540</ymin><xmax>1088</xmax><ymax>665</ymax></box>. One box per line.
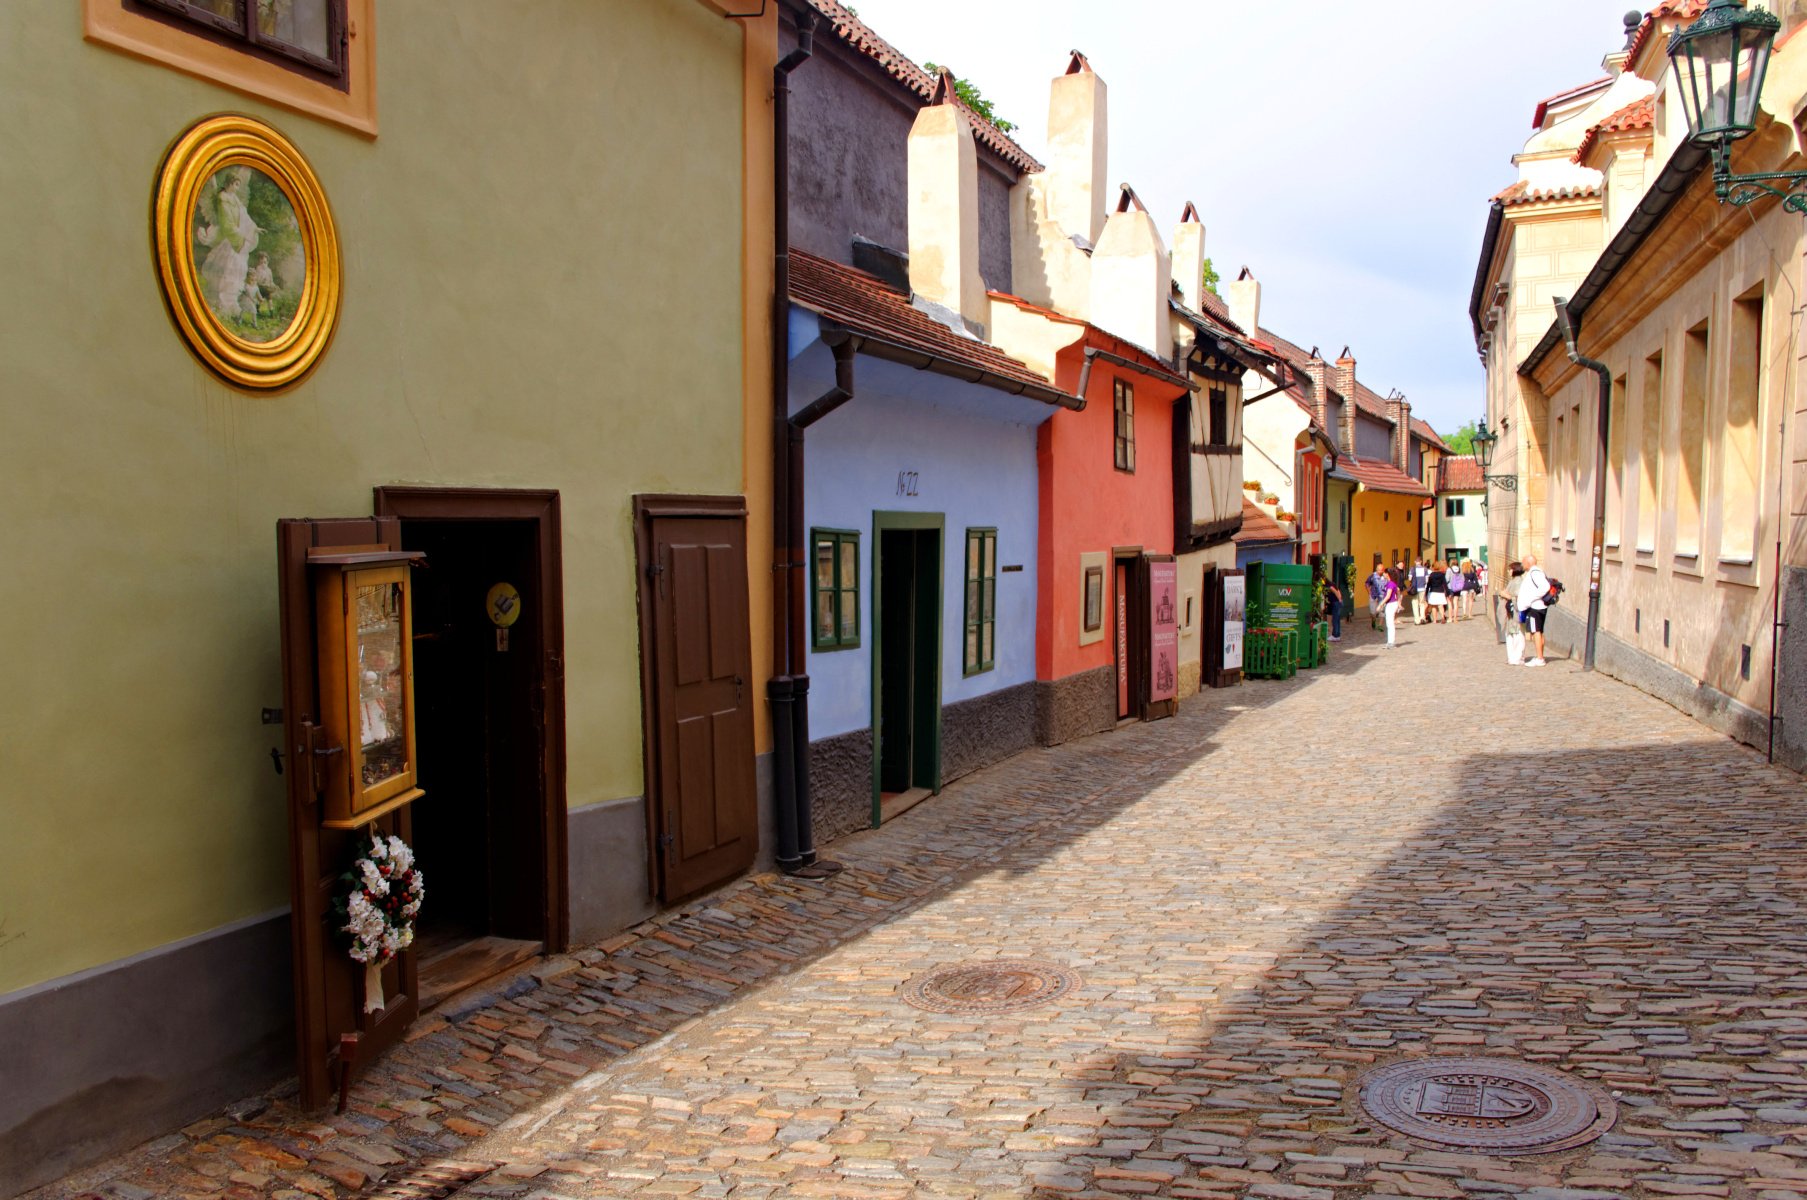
<box><xmin>1222</xmin><ymin>572</ymin><xmax>1245</xmax><ymax>673</ymax></box>
<box><xmin>1149</xmin><ymin>558</ymin><xmax>1178</xmax><ymax>704</ymax></box>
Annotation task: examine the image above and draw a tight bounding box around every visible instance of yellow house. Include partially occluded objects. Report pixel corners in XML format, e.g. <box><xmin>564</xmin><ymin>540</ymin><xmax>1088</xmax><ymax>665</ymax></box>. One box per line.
<box><xmin>1475</xmin><ymin>4</ymin><xmax>1807</xmax><ymax>770</ymax></box>
<box><xmin>0</xmin><ymin>2</ymin><xmax>777</xmax><ymax>1192</ymax></box>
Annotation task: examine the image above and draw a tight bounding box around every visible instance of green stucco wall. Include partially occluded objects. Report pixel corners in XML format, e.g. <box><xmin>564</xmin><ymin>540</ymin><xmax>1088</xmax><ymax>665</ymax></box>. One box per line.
<box><xmin>1437</xmin><ymin>493</ymin><xmax>1489</xmax><ymax>563</ymax></box>
<box><xmin>0</xmin><ymin>1</ymin><xmax>745</xmax><ymax>992</ymax></box>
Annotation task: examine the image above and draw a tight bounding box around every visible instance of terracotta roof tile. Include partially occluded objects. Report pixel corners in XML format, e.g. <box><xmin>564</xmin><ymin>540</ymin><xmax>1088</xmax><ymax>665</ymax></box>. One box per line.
<box><xmin>1336</xmin><ymin>454</ymin><xmax>1431</xmax><ymax>498</ymax></box>
<box><xmin>1411</xmin><ymin>417</ymin><xmax>1448</xmax><ymax>450</ymax></box>
<box><xmin>1574</xmin><ymin>94</ymin><xmax>1656</xmax><ymax>163</ymax></box>
<box><xmin>803</xmin><ymin>0</ymin><xmax>1042</xmax><ymax>174</ymax></box>
<box><xmin>1492</xmin><ymin>180</ymin><xmax>1603</xmax><ymax>207</ymax></box>
<box><xmin>790</xmin><ymin>251</ymin><xmax>1069</xmax><ymax>401</ymax></box>
<box><xmin>1438</xmin><ymin>454</ymin><xmax>1485</xmax><ymax>492</ymax></box>
<box><xmin>1627</xmin><ymin>0</ymin><xmax>1709</xmax><ymax>70</ymax></box>
<box><xmin>1234</xmin><ymin>497</ymin><xmax>1291</xmax><ymax>546</ymax></box>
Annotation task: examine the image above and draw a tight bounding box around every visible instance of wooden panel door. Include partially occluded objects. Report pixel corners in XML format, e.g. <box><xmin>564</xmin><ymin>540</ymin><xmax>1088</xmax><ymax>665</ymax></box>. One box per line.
<box><xmin>276</xmin><ymin>518</ymin><xmax>421</xmax><ymax>1110</ymax></box>
<box><xmin>637</xmin><ymin>500</ymin><xmax>757</xmax><ymax>903</ymax></box>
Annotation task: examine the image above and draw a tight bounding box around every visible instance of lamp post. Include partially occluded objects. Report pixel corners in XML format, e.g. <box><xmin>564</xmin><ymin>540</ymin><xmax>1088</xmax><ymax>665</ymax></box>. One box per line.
<box><xmin>1667</xmin><ymin>0</ymin><xmax>1807</xmax><ymax>209</ymax></box>
<box><xmin>1470</xmin><ymin>419</ymin><xmax>1516</xmax><ymax>503</ymax></box>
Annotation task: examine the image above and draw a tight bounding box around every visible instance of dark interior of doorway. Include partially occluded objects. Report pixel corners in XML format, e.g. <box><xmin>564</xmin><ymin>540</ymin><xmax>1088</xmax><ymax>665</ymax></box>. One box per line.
<box><xmin>876</xmin><ymin>526</ymin><xmax>940</xmax><ymax>824</ymax></box>
<box><xmin>401</xmin><ymin>518</ymin><xmax>546</xmax><ymax>1010</ymax></box>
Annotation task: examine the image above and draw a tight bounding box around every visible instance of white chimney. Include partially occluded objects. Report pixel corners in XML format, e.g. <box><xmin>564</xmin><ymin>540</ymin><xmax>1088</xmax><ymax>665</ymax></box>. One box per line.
<box><xmin>1046</xmin><ymin>51</ymin><xmax>1108</xmax><ymax>247</ymax></box>
<box><xmin>1172</xmin><ymin>201</ymin><xmax>1206</xmax><ymax>312</ymax></box>
<box><xmin>1090</xmin><ymin>184</ymin><xmax>1171</xmax><ymax>359</ymax></box>
<box><xmin>908</xmin><ymin>71</ymin><xmax>988</xmax><ymax>333</ymax></box>
<box><xmin>1228</xmin><ymin>266</ymin><xmax>1261</xmax><ymax>336</ymax></box>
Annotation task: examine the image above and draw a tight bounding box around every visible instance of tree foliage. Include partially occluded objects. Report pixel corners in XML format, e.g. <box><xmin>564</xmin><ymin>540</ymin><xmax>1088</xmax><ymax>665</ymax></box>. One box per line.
<box><xmin>1444</xmin><ymin>420</ymin><xmax>1478</xmax><ymax>455</ymax></box>
<box><xmin>1201</xmin><ymin>257</ymin><xmax>1221</xmax><ymax>298</ymax></box>
<box><xmin>923</xmin><ymin>63</ymin><xmax>1017</xmax><ymax>133</ymax></box>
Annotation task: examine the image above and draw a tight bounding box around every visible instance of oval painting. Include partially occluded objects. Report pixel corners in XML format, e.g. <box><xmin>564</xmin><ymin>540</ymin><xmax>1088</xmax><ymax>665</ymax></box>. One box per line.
<box><xmin>189</xmin><ymin>165</ymin><xmax>307</xmax><ymax>343</ymax></box>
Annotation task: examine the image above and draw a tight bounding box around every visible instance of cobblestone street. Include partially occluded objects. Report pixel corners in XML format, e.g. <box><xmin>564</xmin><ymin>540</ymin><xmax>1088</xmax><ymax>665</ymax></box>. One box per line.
<box><xmin>41</xmin><ymin>616</ymin><xmax>1807</xmax><ymax>1200</ymax></box>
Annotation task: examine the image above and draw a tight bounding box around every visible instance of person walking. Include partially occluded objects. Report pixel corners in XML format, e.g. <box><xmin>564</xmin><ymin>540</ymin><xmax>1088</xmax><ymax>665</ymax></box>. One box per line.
<box><xmin>1411</xmin><ymin>557</ymin><xmax>1429</xmax><ymax>625</ymax></box>
<box><xmin>1517</xmin><ymin>553</ymin><xmax>1552</xmax><ymax>666</ymax></box>
<box><xmin>1462</xmin><ymin>559</ymin><xmax>1481</xmax><ymax>620</ymax></box>
<box><xmin>1367</xmin><ymin>562</ymin><xmax>1386</xmax><ymax>630</ymax></box>
<box><xmin>1325</xmin><ymin>576</ymin><xmax>1343</xmax><ymax>642</ymax></box>
<box><xmin>1446</xmin><ymin>557</ymin><xmax>1466</xmax><ymax>619</ymax></box>
<box><xmin>1502</xmin><ymin>560</ymin><xmax>1527</xmax><ymax>664</ymax></box>
<box><xmin>1381</xmin><ymin>568</ymin><xmax>1402</xmax><ymax>648</ymax></box>
<box><xmin>1426</xmin><ymin>559</ymin><xmax>1448</xmax><ymax>623</ymax></box>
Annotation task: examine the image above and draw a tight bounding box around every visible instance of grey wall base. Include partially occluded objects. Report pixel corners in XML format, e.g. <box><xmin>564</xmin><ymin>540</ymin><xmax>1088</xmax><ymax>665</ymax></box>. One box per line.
<box><xmin>0</xmin><ymin>910</ymin><xmax>293</xmax><ymax>1200</ymax></box>
<box><xmin>809</xmin><ymin>728</ymin><xmax>875</xmax><ymax>847</ymax></box>
<box><xmin>943</xmin><ymin>682</ymin><xmax>1036</xmax><ymax>784</ymax></box>
<box><xmin>1542</xmin><ymin>605</ymin><xmax>1781</xmax><ymax>766</ymax></box>
<box><xmin>1036</xmin><ymin>663</ymin><xmax>1117</xmax><ymax>747</ymax></box>
<box><xmin>1779</xmin><ymin>567</ymin><xmax>1807</xmax><ymax>772</ymax></box>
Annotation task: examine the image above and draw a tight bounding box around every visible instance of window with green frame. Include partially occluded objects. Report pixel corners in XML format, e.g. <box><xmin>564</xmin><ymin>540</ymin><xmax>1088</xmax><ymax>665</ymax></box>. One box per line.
<box><xmin>963</xmin><ymin>527</ymin><xmax>997</xmax><ymax>675</ymax></box>
<box><xmin>811</xmin><ymin>529</ymin><xmax>860</xmax><ymax>650</ymax></box>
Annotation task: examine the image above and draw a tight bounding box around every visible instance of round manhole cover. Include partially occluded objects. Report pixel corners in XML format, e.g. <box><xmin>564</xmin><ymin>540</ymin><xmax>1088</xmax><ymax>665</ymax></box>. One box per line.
<box><xmin>901</xmin><ymin>959</ymin><xmax>1079</xmax><ymax>1015</ymax></box>
<box><xmin>1358</xmin><ymin>1057</ymin><xmax>1617</xmax><ymax>1154</ymax></box>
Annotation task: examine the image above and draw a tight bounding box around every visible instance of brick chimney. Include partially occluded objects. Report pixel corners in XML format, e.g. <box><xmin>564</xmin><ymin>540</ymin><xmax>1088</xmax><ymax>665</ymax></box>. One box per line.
<box><xmin>907</xmin><ymin>71</ymin><xmax>988</xmax><ymax>334</ymax></box>
<box><xmin>1227</xmin><ymin>266</ymin><xmax>1260</xmax><ymax>337</ymax></box>
<box><xmin>1385</xmin><ymin>392</ymin><xmax>1414</xmax><ymax>474</ymax></box>
<box><xmin>1302</xmin><ymin>353</ymin><xmax>1330</xmax><ymax>436</ymax></box>
<box><xmin>1172</xmin><ymin>202</ymin><xmax>1206</xmax><ymax>313</ymax></box>
<box><xmin>1046</xmin><ymin>51</ymin><xmax>1108</xmax><ymax>247</ymax></box>
<box><xmin>1333</xmin><ymin>347</ymin><xmax>1358</xmax><ymax>456</ymax></box>
<box><xmin>1090</xmin><ymin>184</ymin><xmax>1171</xmax><ymax>359</ymax></box>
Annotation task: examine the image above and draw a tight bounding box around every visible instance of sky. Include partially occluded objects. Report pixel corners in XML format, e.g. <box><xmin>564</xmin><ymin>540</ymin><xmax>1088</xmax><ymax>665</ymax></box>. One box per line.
<box><xmin>838</xmin><ymin>0</ymin><xmax>1651</xmax><ymax>437</ymax></box>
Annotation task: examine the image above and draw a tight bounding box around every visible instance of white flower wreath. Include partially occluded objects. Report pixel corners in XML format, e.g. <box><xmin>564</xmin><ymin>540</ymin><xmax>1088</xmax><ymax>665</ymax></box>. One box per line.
<box><xmin>336</xmin><ymin>829</ymin><xmax>425</xmax><ymax>1014</ymax></box>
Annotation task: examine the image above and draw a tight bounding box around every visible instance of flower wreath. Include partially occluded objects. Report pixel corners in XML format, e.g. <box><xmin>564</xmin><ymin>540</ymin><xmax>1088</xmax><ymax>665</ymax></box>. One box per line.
<box><xmin>334</xmin><ymin>829</ymin><xmax>425</xmax><ymax>1014</ymax></box>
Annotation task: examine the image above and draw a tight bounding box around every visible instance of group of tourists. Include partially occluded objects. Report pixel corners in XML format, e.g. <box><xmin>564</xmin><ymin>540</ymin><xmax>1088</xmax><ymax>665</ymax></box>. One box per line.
<box><xmin>1362</xmin><ymin>556</ymin><xmax>1486</xmax><ymax>649</ymax></box>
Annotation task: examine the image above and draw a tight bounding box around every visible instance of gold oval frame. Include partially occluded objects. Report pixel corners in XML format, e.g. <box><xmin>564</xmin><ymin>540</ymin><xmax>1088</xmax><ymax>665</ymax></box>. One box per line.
<box><xmin>152</xmin><ymin>115</ymin><xmax>341</xmax><ymax>393</ymax></box>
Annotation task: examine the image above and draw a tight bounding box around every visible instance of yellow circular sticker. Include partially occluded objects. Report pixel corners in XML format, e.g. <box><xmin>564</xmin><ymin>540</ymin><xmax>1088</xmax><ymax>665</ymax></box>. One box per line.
<box><xmin>485</xmin><ymin>582</ymin><xmax>522</xmax><ymax>628</ymax></box>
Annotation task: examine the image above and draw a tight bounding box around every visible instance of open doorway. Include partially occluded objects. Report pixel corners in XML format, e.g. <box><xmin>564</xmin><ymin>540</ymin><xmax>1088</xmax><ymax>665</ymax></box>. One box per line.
<box><xmin>375</xmin><ymin>488</ymin><xmax>566</xmax><ymax>1012</ymax></box>
<box><xmin>872</xmin><ymin>513</ymin><xmax>942</xmax><ymax>825</ymax></box>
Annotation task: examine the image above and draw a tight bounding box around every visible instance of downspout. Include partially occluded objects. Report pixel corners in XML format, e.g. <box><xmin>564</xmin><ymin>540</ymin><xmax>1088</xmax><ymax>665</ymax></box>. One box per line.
<box><xmin>1554</xmin><ymin>296</ymin><xmax>1610</xmax><ymax>672</ymax></box>
<box><xmin>769</xmin><ymin>8</ymin><xmax>815</xmax><ymax>874</ymax></box>
<box><xmin>781</xmin><ymin>337</ymin><xmax>855</xmax><ymax>878</ymax></box>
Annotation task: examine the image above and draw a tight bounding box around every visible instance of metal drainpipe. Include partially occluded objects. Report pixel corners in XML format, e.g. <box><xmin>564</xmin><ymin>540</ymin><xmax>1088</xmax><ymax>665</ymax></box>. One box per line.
<box><xmin>1554</xmin><ymin>296</ymin><xmax>1610</xmax><ymax>672</ymax></box>
<box><xmin>769</xmin><ymin>8</ymin><xmax>815</xmax><ymax>873</ymax></box>
<box><xmin>784</xmin><ymin>337</ymin><xmax>854</xmax><ymax>875</ymax></box>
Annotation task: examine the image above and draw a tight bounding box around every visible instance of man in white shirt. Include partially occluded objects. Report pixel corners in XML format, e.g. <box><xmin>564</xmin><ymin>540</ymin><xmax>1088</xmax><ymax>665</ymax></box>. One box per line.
<box><xmin>1516</xmin><ymin>553</ymin><xmax>1551</xmax><ymax>666</ymax></box>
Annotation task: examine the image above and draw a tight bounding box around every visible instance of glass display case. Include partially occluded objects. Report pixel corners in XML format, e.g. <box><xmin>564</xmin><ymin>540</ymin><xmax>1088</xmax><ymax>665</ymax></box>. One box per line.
<box><xmin>311</xmin><ymin>549</ymin><xmax>425</xmax><ymax>828</ymax></box>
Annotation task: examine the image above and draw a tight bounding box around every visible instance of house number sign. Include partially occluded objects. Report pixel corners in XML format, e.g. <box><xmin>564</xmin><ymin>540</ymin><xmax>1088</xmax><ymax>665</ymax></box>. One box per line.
<box><xmin>896</xmin><ymin>471</ymin><xmax>920</xmax><ymax>497</ymax></box>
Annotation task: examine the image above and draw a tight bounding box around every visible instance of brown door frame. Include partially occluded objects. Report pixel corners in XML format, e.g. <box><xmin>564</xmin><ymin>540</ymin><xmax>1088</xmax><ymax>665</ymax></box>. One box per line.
<box><xmin>1112</xmin><ymin>545</ymin><xmax>1144</xmax><ymax>721</ymax></box>
<box><xmin>372</xmin><ymin>486</ymin><xmax>569</xmax><ymax>953</ymax></box>
<box><xmin>632</xmin><ymin>493</ymin><xmax>752</xmax><ymax>902</ymax></box>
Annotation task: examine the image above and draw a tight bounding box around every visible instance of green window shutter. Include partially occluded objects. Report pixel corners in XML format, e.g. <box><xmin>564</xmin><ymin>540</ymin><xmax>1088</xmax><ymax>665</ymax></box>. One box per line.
<box><xmin>963</xmin><ymin>527</ymin><xmax>997</xmax><ymax>675</ymax></box>
<box><xmin>809</xmin><ymin>529</ymin><xmax>860</xmax><ymax>650</ymax></box>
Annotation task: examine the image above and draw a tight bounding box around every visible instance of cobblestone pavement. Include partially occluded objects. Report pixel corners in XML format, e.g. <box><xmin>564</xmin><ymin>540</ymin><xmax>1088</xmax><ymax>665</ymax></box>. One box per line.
<box><xmin>38</xmin><ymin>616</ymin><xmax>1807</xmax><ymax>1200</ymax></box>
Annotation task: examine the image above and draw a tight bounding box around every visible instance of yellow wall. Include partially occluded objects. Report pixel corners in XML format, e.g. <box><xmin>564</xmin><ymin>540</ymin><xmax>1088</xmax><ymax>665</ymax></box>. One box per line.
<box><xmin>1351</xmin><ymin>490</ymin><xmax>1428</xmax><ymax>576</ymax></box>
<box><xmin>0</xmin><ymin>0</ymin><xmax>756</xmax><ymax>992</ymax></box>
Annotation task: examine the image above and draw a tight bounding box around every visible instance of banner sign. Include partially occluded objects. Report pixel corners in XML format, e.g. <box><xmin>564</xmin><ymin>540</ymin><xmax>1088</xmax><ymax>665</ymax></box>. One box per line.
<box><xmin>1222</xmin><ymin>573</ymin><xmax>1245</xmax><ymax>672</ymax></box>
<box><xmin>1149</xmin><ymin>559</ymin><xmax>1178</xmax><ymax>702</ymax></box>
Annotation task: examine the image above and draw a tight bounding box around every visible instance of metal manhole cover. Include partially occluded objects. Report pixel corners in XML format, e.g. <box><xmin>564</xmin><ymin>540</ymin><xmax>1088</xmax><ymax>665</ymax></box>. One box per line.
<box><xmin>1358</xmin><ymin>1057</ymin><xmax>1617</xmax><ymax>1154</ymax></box>
<box><xmin>368</xmin><ymin>1161</ymin><xmax>498</xmax><ymax>1199</ymax></box>
<box><xmin>901</xmin><ymin>959</ymin><xmax>1079</xmax><ymax>1014</ymax></box>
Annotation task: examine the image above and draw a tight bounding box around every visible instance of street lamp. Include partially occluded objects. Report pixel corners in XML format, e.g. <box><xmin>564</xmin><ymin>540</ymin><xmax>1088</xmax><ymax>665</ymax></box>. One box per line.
<box><xmin>1666</xmin><ymin>0</ymin><xmax>1806</xmax><ymax>209</ymax></box>
<box><xmin>1471</xmin><ymin>419</ymin><xmax>1516</xmax><ymax>493</ymax></box>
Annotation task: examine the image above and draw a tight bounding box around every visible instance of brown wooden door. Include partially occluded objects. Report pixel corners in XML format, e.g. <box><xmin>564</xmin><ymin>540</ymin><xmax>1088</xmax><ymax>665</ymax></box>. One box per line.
<box><xmin>277</xmin><ymin>518</ymin><xmax>421</xmax><ymax>1110</ymax></box>
<box><xmin>636</xmin><ymin>500</ymin><xmax>757</xmax><ymax>903</ymax></box>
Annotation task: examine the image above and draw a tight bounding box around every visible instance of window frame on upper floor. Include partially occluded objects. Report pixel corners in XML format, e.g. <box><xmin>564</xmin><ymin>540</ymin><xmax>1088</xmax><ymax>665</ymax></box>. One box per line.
<box><xmin>809</xmin><ymin>528</ymin><xmax>861</xmax><ymax>652</ymax></box>
<box><xmin>1113</xmin><ymin>377</ymin><xmax>1136</xmax><ymax>473</ymax></box>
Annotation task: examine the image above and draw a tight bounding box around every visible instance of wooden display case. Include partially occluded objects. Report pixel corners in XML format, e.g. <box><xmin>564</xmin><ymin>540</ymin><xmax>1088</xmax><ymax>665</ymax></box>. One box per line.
<box><xmin>310</xmin><ymin>547</ymin><xmax>425</xmax><ymax>828</ymax></box>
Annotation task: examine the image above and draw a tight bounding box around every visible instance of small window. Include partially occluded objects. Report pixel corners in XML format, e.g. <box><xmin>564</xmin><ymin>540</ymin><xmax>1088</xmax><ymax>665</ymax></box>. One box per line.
<box><xmin>1113</xmin><ymin>378</ymin><xmax>1136</xmax><ymax>472</ymax></box>
<box><xmin>1339</xmin><ymin>501</ymin><xmax>1347</xmax><ymax>533</ymax></box>
<box><xmin>1208</xmin><ymin>385</ymin><xmax>1229</xmax><ymax>446</ymax></box>
<box><xmin>1445</xmin><ymin>498</ymin><xmax>1465</xmax><ymax>517</ymax></box>
<box><xmin>810</xmin><ymin>529</ymin><xmax>860</xmax><ymax>650</ymax></box>
<box><xmin>132</xmin><ymin>0</ymin><xmax>348</xmax><ymax>80</ymax></box>
<box><xmin>963</xmin><ymin>528</ymin><xmax>998</xmax><ymax>675</ymax></box>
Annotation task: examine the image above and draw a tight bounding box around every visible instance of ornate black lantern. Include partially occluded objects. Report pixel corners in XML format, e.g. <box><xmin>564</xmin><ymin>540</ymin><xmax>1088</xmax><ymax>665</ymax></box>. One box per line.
<box><xmin>1665</xmin><ymin>0</ymin><xmax>1807</xmax><ymax>209</ymax></box>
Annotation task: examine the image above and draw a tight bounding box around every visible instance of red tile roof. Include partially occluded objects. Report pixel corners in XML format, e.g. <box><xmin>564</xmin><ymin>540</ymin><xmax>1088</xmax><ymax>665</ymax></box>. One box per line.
<box><xmin>1627</xmin><ymin>1</ymin><xmax>1709</xmax><ymax>71</ymax></box>
<box><xmin>1194</xmin><ymin>287</ymin><xmax>1245</xmax><ymax>334</ymax></box>
<box><xmin>1336</xmin><ymin>454</ymin><xmax>1431</xmax><ymax>498</ymax></box>
<box><xmin>1411</xmin><ymin>417</ymin><xmax>1447</xmax><ymax>451</ymax></box>
<box><xmin>790</xmin><ymin>251</ymin><xmax>1072</xmax><ymax>402</ymax></box>
<box><xmin>1234</xmin><ymin>498</ymin><xmax>1291</xmax><ymax>546</ymax></box>
<box><xmin>1574</xmin><ymin>94</ymin><xmax>1656</xmax><ymax>164</ymax></box>
<box><xmin>1492</xmin><ymin>180</ymin><xmax>1604</xmax><ymax>207</ymax></box>
<box><xmin>802</xmin><ymin>0</ymin><xmax>1042</xmax><ymax>174</ymax></box>
<box><xmin>1438</xmin><ymin>454</ymin><xmax>1484</xmax><ymax>493</ymax></box>
<box><xmin>1531</xmin><ymin>76</ymin><xmax>1612</xmax><ymax>128</ymax></box>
